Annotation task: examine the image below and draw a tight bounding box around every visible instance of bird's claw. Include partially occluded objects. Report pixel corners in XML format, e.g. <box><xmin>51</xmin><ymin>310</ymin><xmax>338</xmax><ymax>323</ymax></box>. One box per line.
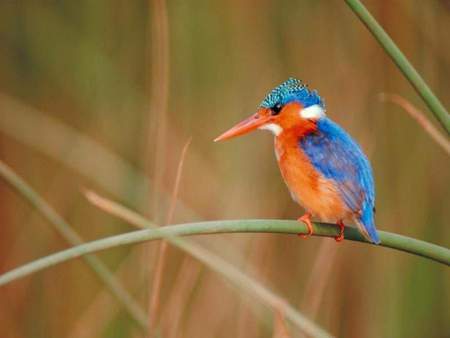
<box><xmin>297</xmin><ymin>213</ymin><xmax>313</xmax><ymax>239</ymax></box>
<box><xmin>334</xmin><ymin>221</ymin><xmax>345</xmax><ymax>242</ymax></box>
<box><xmin>297</xmin><ymin>215</ymin><xmax>346</xmax><ymax>242</ymax></box>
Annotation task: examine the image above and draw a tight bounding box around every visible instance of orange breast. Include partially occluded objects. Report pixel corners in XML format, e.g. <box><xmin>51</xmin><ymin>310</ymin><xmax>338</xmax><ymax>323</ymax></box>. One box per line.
<box><xmin>275</xmin><ymin>131</ymin><xmax>352</xmax><ymax>222</ymax></box>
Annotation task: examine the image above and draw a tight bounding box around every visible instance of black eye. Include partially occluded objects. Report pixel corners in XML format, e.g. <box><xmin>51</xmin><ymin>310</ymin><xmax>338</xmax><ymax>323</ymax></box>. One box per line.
<box><xmin>271</xmin><ymin>103</ymin><xmax>283</xmax><ymax>115</ymax></box>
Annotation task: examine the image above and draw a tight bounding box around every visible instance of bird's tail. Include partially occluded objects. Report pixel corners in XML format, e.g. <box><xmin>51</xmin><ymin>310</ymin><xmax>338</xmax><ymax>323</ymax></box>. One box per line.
<box><xmin>355</xmin><ymin>206</ymin><xmax>380</xmax><ymax>244</ymax></box>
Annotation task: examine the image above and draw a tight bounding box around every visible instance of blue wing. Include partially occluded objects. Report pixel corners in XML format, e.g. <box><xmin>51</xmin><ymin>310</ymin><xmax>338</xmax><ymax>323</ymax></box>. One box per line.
<box><xmin>299</xmin><ymin>117</ymin><xmax>380</xmax><ymax>244</ymax></box>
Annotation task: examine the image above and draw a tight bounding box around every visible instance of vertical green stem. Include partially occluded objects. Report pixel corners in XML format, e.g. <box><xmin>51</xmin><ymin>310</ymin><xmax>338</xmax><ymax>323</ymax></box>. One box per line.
<box><xmin>345</xmin><ymin>0</ymin><xmax>450</xmax><ymax>134</ymax></box>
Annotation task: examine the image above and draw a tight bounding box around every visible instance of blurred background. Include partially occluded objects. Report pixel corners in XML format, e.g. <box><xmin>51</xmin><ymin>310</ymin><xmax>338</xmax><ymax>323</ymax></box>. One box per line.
<box><xmin>0</xmin><ymin>1</ymin><xmax>449</xmax><ymax>337</ymax></box>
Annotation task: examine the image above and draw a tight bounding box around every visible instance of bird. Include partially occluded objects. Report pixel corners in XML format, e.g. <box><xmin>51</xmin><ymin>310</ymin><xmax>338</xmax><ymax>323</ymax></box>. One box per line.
<box><xmin>214</xmin><ymin>77</ymin><xmax>380</xmax><ymax>244</ymax></box>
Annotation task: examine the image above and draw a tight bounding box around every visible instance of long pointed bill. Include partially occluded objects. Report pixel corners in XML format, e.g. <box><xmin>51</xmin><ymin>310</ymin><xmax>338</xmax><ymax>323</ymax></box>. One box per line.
<box><xmin>214</xmin><ymin>109</ymin><xmax>271</xmax><ymax>142</ymax></box>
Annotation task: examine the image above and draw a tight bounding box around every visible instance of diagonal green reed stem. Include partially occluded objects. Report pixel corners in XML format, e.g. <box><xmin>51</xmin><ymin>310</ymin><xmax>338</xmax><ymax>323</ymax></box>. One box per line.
<box><xmin>83</xmin><ymin>191</ymin><xmax>332</xmax><ymax>337</ymax></box>
<box><xmin>0</xmin><ymin>224</ymin><xmax>334</xmax><ymax>338</ymax></box>
<box><xmin>1</xmin><ymin>195</ymin><xmax>448</xmax><ymax>337</ymax></box>
<box><xmin>0</xmin><ymin>214</ymin><xmax>447</xmax><ymax>338</ymax></box>
<box><xmin>3</xmin><ymin>192</ymin><xmax>335</xmax><ymax>338</ymax></box>
<box><xmin>0</xmin><ymin>161</ymin><xmax>148</xmax><ymax>329</ymax></box>
<box><xmin>0</xmin><ymin>220</ymin><xmax>448</xmax><ymax>288</ymax></box>
<box><xmin>345</xmin><ymin>0</ymin><xmax>450</xmax><ymax>133</ymax></box>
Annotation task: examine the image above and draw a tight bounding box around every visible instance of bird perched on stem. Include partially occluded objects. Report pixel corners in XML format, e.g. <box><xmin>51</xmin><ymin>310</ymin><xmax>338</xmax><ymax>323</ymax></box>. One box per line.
<box><xmin>215</xmin><ymin>78</ymin><xmax>380</xmax><ymax>244</ymax></box>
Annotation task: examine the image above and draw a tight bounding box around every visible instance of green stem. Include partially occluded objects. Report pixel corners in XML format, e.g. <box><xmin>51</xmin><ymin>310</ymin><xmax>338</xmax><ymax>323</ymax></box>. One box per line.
<box><xmin>0</xmin><ymin>220</ymin><xmax>447</xmax><ymax>289</ymax></box>
<box><xmin>85</xmin><ymin>192</ymin><xmax>333</xmax><ymax>337</ymax></box>
<box><xmin>0</xmin><ymin>161</ymin><xmax>148</xmax><ymax>329</ymax></box>
<box><xmin>2</xmin><ymin>194</ymin><xmax>449</xmax><ymax>338</ymax></box>
<box><xmin>345</xmin><ymin>0</ymin><xmax>450</xmax><ymax>133</ymax></box>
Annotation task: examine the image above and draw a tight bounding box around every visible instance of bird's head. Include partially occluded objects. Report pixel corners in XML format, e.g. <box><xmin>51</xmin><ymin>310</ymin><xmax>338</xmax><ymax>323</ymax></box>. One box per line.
<box><xmin>215</xmin><ymin>77</ymin><xmax>326</xmax><ymax>142</ymax></box>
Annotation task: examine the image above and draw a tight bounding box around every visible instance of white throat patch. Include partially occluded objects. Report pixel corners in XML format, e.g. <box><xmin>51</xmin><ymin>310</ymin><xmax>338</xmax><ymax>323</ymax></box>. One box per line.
<box><xmin>258</xmin><ymin>123</ymin><xmax>282</xmax><ymax>136</ymax></box>
<box><xmin>300</xmin><ymin>104</ymin><xmax>325</xmax><ymax>119</ymax></box>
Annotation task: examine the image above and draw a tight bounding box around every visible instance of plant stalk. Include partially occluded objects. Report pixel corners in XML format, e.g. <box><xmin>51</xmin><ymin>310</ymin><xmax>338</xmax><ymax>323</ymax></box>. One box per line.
<box><xmin>345</xmin><ymin>0</ymin><xmax>450</xmax><ymax>133</ymax></box>
<box><xmin>1</xmin><ymin>220</ymin><xmax>448</xmax><ymax>290</ymax></box>
<box><xmin>0</xmin><ymin>161</ymin><xmax>148</xmax><ymax>329</ymax></box>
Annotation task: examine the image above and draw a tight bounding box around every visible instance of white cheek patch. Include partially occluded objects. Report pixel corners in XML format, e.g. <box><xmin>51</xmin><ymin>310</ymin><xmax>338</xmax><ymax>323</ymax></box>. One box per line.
<box><xmin>300</xmin><ymin>104</ymin><xmax>326</xmax><ymax>119</ymax></box>
<box><xmin>258</xmin><ymin>123</ymin><xmax>282</xmax><ymax>136</ymax></box>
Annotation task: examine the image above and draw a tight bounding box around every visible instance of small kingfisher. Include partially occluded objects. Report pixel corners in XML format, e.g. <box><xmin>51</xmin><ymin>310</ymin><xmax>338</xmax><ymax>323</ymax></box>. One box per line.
<box><xmin>215</xmin><ymin>78</ymin><xmax>380</xmax><ymax>244</ymax></box>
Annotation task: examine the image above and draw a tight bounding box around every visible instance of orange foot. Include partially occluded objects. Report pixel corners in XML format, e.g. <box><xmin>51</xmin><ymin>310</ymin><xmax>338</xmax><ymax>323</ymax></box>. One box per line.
<box><xmin>335</xmin><ymin>221</ymin><xmax>345</xmax><ymax>242</ymax></box>
<box><xmin>297</xmin><ymin>213</ymin><xmax>313</xmax><ymax>239</ymax></box>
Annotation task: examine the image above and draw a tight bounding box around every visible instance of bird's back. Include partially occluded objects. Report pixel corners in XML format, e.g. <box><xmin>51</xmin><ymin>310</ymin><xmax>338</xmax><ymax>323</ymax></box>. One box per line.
<box><xmin>299</xmin><ymin>117</ymin><xmax>379</xmax><ymax>243</ymax></box>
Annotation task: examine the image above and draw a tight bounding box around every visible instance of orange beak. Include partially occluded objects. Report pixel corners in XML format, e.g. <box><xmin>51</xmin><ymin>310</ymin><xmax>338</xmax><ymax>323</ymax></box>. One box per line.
<box><xmin>214</xmin><ymin>109</ymin><xmax>272</xmax><ymax>142</ymax></box>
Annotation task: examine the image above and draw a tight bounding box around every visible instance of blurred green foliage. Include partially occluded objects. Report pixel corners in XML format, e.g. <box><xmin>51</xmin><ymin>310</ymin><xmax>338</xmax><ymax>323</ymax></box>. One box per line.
<box><xmin>0</xmin><ymin>1</ymin><xmax>449</xmax><ymax>337</ymax></box>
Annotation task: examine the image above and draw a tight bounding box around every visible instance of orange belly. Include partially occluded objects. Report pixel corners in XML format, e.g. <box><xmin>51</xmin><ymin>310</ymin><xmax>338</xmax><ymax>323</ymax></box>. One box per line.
<box><xmin>274</xmin><ymin>134</ymin><xmax>352</xmax><ymax>222</ymax></box>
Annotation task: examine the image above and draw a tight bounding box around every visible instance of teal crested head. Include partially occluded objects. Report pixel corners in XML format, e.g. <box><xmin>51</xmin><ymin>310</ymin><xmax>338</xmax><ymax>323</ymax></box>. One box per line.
<box><xmin>260</xmin><ymin>77</ymin><xmax>325</xmax><ymax>110</ymax></box>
